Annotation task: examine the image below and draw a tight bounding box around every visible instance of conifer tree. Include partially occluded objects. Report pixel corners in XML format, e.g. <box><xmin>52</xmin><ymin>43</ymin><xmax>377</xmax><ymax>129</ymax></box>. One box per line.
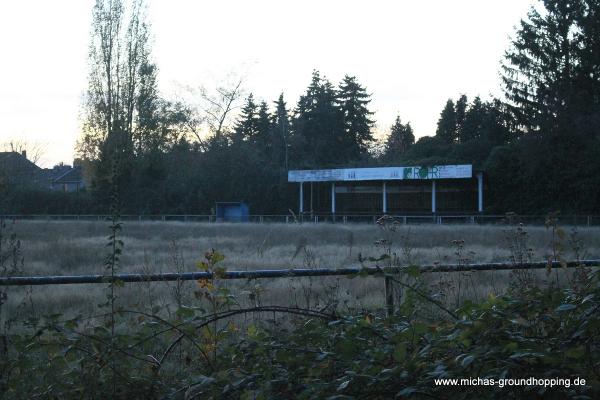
<box><xmin>502</xmin><ymin>0</ymin><xmax>581</xmax><ymax>134</ymax></box>
<box><xmin>254</xmin><ymin>101</ymin><xmax>271</xmax><ymax>150</ymax></box>
<box><xmin>291</xmin><ymin>70</ymin><xmax>344</xmax><ymax>166</ymax></box>
<box><xmin>233</xmin><ymin>94</ymin><xmax>258</xmax><ymax>143</ymax></box>
<box><xmin>455</xmin><ymin>94</ymin><xmax>468</xmax><ymax>142</ymax></box>
<box><xmin>483</xmin><ymin>98</ymin><xmax>512</xmax><ymax>146</ymax></box>
<box><xmin>436</xmin><ymin>99</ymin><xmax>457</xmax><ymax>143</ymax></box>
<box><xmin>337</xmin><ymin>75</ymin><xmax>375</xmax><ymax>159</ymax></box>
<box><xmin>271</xmin><ymin>93</ymin><xmax>290</xmax><ymax>169</ymax></box>
<box><xmin>384</xmin><ymin>115</ymin><xmax>415</xmax><ymax>161</ymax></box>
<box><xmin>462</xmin><ymin>96</ymin><xmax>484</xmax><ymax>142</ymax></box>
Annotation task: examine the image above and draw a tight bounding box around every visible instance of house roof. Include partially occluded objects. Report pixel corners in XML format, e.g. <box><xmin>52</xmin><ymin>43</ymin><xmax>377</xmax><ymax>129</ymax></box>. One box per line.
<box><xmin>0</xmin><ymin>152</ymin><xmax>40</xmax><ymax>176</ymax></box>
<box><xmin>0</xmin><ymin>152</ymin><xmax>84</xmax><ymax>189</ymax></box>
<box><xmin>0</xmin><ymin>152</ymin><xmax>43</xmax><ymax>188</ymax></box>
<box><xmin>53</xmin><ymin>167</ymin><xmax>83</xmax><ymax>184</ymax></box>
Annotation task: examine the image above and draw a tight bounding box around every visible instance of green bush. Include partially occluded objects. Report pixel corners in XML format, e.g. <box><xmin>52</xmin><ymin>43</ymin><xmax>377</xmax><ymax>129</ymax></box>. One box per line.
<box><xmin>1</xmin><ymin>265</ymin><xmax>598</xmax><ymax>399</ymax></box>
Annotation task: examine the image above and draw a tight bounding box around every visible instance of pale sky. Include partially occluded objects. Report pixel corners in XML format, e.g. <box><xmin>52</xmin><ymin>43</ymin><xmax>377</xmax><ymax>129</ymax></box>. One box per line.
<box><xmin>0</xmin><ymin>0</ymin><xmax>534</xmax><ymax>167</ymax></box>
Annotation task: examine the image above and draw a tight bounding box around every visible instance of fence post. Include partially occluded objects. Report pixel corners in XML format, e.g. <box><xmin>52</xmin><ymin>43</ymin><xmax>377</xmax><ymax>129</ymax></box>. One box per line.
<box><xmin>384</xmin><ymin>276</ymin><xmax>394</xmax><ymax>317</ymax></box>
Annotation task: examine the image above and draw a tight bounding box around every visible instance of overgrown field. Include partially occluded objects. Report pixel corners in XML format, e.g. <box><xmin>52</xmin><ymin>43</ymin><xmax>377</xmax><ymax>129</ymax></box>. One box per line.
<box><xmin>3</xmin><ymin>220</ymin><xmax>600</xmax><ymax>316</ymax></box>
<box><xmin>1</xmin><ymin>219</ymin><xmax>599</xmax><ymax>398</ymax></box>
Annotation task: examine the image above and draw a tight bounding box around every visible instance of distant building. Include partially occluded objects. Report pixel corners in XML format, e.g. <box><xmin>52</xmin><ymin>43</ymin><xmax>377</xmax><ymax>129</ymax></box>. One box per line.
<box><xmin>0</xmin><ymin>151</ymin><xmax>46</xmax><ymax>189</ymax></box>
<box><xmin>49</xmin><ymin>165</ymin><xmax>85</xmax><ymax>192</ymax></box>
<box><xmin>0</xmin><ymin>151</ymin><xmax>86</xmax><ymax>192</ymax></box>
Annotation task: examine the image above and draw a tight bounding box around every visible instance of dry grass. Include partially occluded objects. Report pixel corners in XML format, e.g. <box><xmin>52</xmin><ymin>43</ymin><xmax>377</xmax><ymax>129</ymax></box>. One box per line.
<box><xmin>3</xmin><ymin>220</ymin><xmax>600</xmax><ymax>318</ymax></box>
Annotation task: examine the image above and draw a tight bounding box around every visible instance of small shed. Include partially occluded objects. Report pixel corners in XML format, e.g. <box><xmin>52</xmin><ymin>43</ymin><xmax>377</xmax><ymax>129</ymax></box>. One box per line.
<box><xmin>215</xmin><ymin>202</ymin><xmax>250</xmax><ymax>222</ymax></box>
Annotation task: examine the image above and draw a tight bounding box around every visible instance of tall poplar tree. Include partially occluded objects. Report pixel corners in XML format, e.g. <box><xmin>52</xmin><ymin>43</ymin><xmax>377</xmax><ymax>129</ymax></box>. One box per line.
<box><xmin>79</xmin><ymin>0</ymin><xmax>154</xmax><ymax>205</ymax></box>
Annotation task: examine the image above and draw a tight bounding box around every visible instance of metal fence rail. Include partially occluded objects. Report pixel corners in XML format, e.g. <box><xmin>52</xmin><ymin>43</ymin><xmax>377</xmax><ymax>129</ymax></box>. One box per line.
<box><xmin>3</xmin><ymin>214</ymin><xmax>600</xmax><ymax>225</ymax></box>
<box><xmin>1</xmin><ymin>260</ymin><xmax>598</xmax><ymax>286</ymax></box>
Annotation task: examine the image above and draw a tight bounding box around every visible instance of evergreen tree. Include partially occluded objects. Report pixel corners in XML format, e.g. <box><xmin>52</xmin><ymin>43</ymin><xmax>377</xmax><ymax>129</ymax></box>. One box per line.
<box><xmin>462</xmin><ymin>96</ymin><xmax>484</xmax><ymax>142</ymax></box>
<box><xmin>502</xmin><ymin>0</ymin><xmax>582</xmax><ymax>134</ymax></box>
<box><xmin>291</xmin><ymin>70</ymin><xmax>344</xmax><ymax>167</ymax></box>
<box><xmin>233</xmin><ymin>94</ymin><xmax>258</xmax><ymax>143</ymax></box>
<box><xmin>455</xmin><ymin>94</ymin><xmax>468</xmax><ymax>142</ymax></box>
<box><xmin>482</xmin><ymin>99</ymin><xmax>513</xmax><ymax>146</ymax></box>
<box><xmin>337</xmin><ymin>75</ymin><xmax>375</xmax><ymax>159</ymax></box>
<box><xmin>384</xmin><ymin>115</ymin><xmax>415</xmax><ymax>161</ymax></box>
<box><xmin>496</xmin><ymin>0</ymin><xmax>600</xmax><ymax>212</ymax></box>
<box><xmin>254</xmin><ymin>101</ymin><xmax>272</xmax><ymax>150</ymax></box>
<box><xmin>436</xmin><ymin>99</ymin><xmax>457</xmax><ymax>143</ymax></box>
<box><xmin>271</xmin><ymin>93</ymin><xmax>290</xmax><ymax>169</ymax></box>
<box><xmin>574</xmin><ymin>0</ymin><xmax>600</xmax><ymax>119</ymax></box>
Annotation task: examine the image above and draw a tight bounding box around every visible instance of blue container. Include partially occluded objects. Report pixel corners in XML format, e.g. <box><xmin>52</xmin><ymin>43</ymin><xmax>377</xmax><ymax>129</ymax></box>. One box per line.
<box><xmin>215</xmin><ymin>202</ymin><xmax>249</xmax><ymax>222</ymax></box>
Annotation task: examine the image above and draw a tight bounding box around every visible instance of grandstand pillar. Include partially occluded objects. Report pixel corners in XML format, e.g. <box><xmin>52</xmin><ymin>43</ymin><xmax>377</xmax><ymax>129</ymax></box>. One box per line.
<box><xmin>431</xmin><ymin>180</ymin><xmax>437</xmax><ymax>213</ymax></box>
<box><xmin>477</xmin><ymin>172</ymin><xmax>484</xmax><ymax>213</ymax></box>
<box><xmin>331</xmin><ymin>182</ymin><xmax>336</xmax><ymax>214</ymax></box>
<box><xmin>382</xmin><ymin>182</ymin><xmax>387</xmax><ymax>213</ymax></box>
<box><xmin>299</xmin><ymin>182</ymin><xmax>304</xmax><ymax>213</ymax></box>
<box><xmin>310</xmin><ymin>182</ymin><xmax>314</xmax><ymax>216</ymax></box>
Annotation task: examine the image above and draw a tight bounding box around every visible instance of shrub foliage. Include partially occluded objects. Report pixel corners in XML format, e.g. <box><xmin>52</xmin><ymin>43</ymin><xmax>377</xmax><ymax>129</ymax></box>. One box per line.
<box><xmin>1</xmin><ymin>245</ymin><xmax>599</xmax><ymax>399</ymax></box>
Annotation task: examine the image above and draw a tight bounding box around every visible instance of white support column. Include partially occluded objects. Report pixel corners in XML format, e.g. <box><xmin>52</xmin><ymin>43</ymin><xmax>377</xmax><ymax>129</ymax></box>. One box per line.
<box><xmin>477</xmin><ymin>172</ymin><xmax>484</xmax><ymax>213</ymax></box>
<box><xmin>331</xmin><ymin>182</ymin><xmax>336</xmax><ymax>214</ymax></box>
<box><xmin>431</xmin><ymin>180</ymin><xmax>437</xmax><ymax>214</ymax></box>
<box><xmin>299</xmin><ymin>182</ymin><xmax>304</xmax><ymax>213</ymax></box>
<box><xmin>310</xmin><ymin>182</ymin><xmax>314</xmax><ymax>216</ymax></box>
<box><xmin>382</xmin><ymin>182</ymin><xmax>387</xmax><ymax>213</ymax></box>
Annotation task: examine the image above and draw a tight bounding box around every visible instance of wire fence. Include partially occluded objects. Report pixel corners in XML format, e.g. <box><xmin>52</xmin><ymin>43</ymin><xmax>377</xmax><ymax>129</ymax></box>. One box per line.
<box><xmin>3</xmin><ymin>214</ymin><xmax>600</xmax><ymax>226</ymax></box>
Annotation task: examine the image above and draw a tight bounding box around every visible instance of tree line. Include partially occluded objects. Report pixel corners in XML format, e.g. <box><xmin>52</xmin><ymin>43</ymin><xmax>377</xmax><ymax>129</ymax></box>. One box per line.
<box><xmin>2</xmin><ymin>0</ymin><xmax>600</xmax><ymax>215</ymax></box>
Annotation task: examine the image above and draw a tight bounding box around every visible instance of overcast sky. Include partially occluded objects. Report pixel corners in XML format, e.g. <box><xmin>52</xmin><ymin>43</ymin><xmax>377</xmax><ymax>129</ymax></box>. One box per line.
<box><xmin>0</xmin><ymin>0</ymin><xmax>534</xmax><ymax>167</ymax></box>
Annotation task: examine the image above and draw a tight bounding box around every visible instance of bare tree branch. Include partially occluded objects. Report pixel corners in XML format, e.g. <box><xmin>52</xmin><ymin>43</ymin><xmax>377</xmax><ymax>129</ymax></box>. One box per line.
<box><xmin>1</xmin><ymin>139</ymin><xmax>46</xmax><ymax>164</ymax></box>
<box><xmin>174</xmin><ymin>73</ymin><xmax>246</xmax><ymax>144</ymax></box>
